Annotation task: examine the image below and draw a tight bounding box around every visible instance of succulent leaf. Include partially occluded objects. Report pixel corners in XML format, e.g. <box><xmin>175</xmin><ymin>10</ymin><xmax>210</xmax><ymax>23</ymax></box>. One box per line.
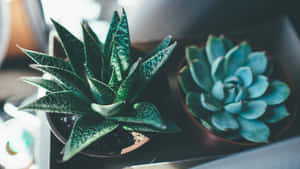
<box><xmin>246</xmin><ymin>52</ymin><xmax>267</xmax><ymax>75</ymax></box>
<box><xmin>187</xmin><ymin>59</ymin><xmax>212</xmax><ymax>92</ymax></box>
<box><xmin>178</xmin><ymin>66</ymin><xmax>201</xmax><ymax>94</ymax></box>
<box><xmin>211</xmin><ymin>81</ymin><xmax>225</xmax><ymax>101</ymax></box>
<box><xmin>211</xmin><ymin>56</ymin><xmax>225</xmax><ymax>81</ymax></box>
<box><xmin>186</xmin><ymin>92</ymin><xmax>207</xmax><ymax>119</ymax></box>
<box><xmin>260</xmin><ymin>80</ymin><xmax>290</xmax><ymax>105</ymax></box>
<box><xmin>235</xmin><ymin>87</ymin><xmax>247</xmax><ymax>102</ymax></box>
<box><xmin>91</xmin><ymin>101</ymin><xmax>125</xmax><ymax>117</ymax></box>
<box><xmin>211</xmin><ymin>111</ymin><xmax>239</xmax><ymax>131</ymax></box>
<box><xmin>240</xmin><ymin>100</ymin><xmax>267</xmax><ymax>119</ymax></box>
<box><xmin>235</xmin><ymin>66</ymin><xmax>253</xmax><ymax>87</ymax></box>
<box><xmin>238</xmin><ymin>117</ymin><xmax>270</xmax><ymax>143</ymax></box>
<box><xmin>200</xmin><ymin>93</ymin><xmax>222</xmax><ymax>112</ymax></box>
<box><xmin>224</xmin><ymin>87</ymin><xmax>237</xmax><ymax>104</ymax></box>
<box><xmin>205</xmin><ymin>35</ymin><xmax>226</xmax><ymax>65</ymax></box>
<box><xmin>19</xmin><ymin>91</ymin><xmax>93</xmax><ymax>115</ymax></box>
<box><xmin>186</xmin><ymin>46</ymin><xmax>208</xmax><ymax>64</ymax></box>
<box><xmin>51</xmin><ymin>19</ymin><xmax>85</xmax><ymax>78</ymax></box>
<box><xmin>247</xmin><ymin>75</ymin><xmax>269</xmax><ymax>99</ymax></box>
<box><xmin>224</xmin><ymin>102</ymin><xmax>243</xmax><ymax>114</ymax></box>
<box><xmin>63</xmin><ymin>116</ymin><xmax>119</xmax><ymax>161</ymax></box>
<box><xmin>22</xmin><ymin>77</ymin><xmax>64</xmax><ymax>92</ymax></box>
<box><xmin>123</xmin><ymin>120</ymin><xmax>181</xmax><ymax>133</ymax></box>
<box><xmin>264</xmin><ymin>104</ymin><xmax>290</xmax><ymax>124</ymax></box>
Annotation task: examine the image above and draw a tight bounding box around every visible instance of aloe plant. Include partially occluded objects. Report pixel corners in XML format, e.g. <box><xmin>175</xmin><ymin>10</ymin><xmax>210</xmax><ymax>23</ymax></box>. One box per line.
<box><xmin>178</xmin><ymin>35</ymin><xmax>291</xmax><ymax>143</ymax></box>
<box><xmin>19</xmin><ymin>9</ymin><xmax>180</xmax><ymax>161</ymax></box>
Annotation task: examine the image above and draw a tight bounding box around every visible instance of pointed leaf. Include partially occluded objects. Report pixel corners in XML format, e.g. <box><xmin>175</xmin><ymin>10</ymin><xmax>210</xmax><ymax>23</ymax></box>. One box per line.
<box><xmin>211</xmin><ymin>56</ymin><xmax>225</xmax><ymax>81</ymax></box>
<box><xmin>85</xmin><ymin>23</ymin><xmax>104</xmax><ymax>50</ymax></box>
<box><xmin>178</xmin><ymin>65</ymin><xmax>201</xmax><ymax>94</ymax></box>
<box><xmin>108</xmin><ymin>69</ymin><xmax>121</xmax><ymax>91</ymax></box>
<box><xmin>22</xmin><ymin>77</ymin><xmax>63</xmax><ymax>92</ymax></box>
<box><xmin>87</xmin><ymin>76</ymin><xmax>116</xmax><ymax>104</ymax></box>
<box><xmin>123</xmin><ymin>121</ymin><xmax>181</xmax><ymax>133</ymax></box>
<box><xmin>19</xmin><ymin>47</ymin><xmax>72</xmax><ymax>71</ymax></box>
<box><xmin>247</xmin><ymin>75</ymin><xmax>269</xmax><ymax>99</ymax></box>
<box><xmin>51</xmin><ymin>19</ymin><xmax>85</xmax><ymax>78</ymax></box>
<box><xmin>246</xmin><ymin>52</ymin><xmax>267</xmax><ymax>74</ymax></box>
<box><xmin>224</xmin><ymin>102</ymin><xmax>243</xmax><ymax>114</ymax></box>
<box><xmin>211</xmin><ymin>81</ymin><xmax>225</xmax><ymax>101</ymax></box>
<box><xmin>148</xmin><ymin>35</ymin><xmax>172</xmax><ymax>58</ymax></box>
<box><xmin>238</xmin><ymin>117</ymin><xmax>270</xmax><ymax>143</ymax></box>
<box><xmin>235</xmin><ymin>67</ymin><xmax>253</xmax><ymax>87</ymax></box>
<box><xmin>63</xmin><ymin>116</ymin><xmax>119</xmax><ymax>161</ymax></box>
<box><xmin>110</xmin><ymin>46</ymin><xmax>124</xmax><ymax>81</ymax></box>
<box><xmin>240</xmin><ymin>100</ymin><xmax>267</xmax><ymax>119</ymax></box>
<box><xmin>19</xmin><ymin>91</ymin><xmax>93</xmax><ymax>115</ymax></box>
<box><xmin>109</xmin><ymin>102</ymin><xmax>166</xmax><ymax>130</ymax></box>
<box><xmin>211</xmin><ymin>111</ymin><xmax>239</xmax><ymax>131</ymax></box>
<box><xmin>91</xmin><ymin>101</ymin><xmax>125</xmax><ymax>117</ymax></box>
<box><xmin>260</xmin><ymin>80</ymin><xmax>290</xmax><ymax>105</ymax></box>
<box><xmin>200</xmin><ymin>93</ymin><xmax>222</xmax><ymax>112</ymax></box>
<box><xmin>205</xmin><ymin>35</ymin><xmax>226</xmax><ymax>65</ymax></box>
<box><xmin>221</xmin><ymin>36</ymin><xmax>234</xmax><ymax>51</ymax></box>
<box><xmin>225</xmin><ymin>42</ymin><xmax>251</xmax><ymax>75</ymax></box>
<box><xmin>186</xmin><ymin>92</ymin><xmax>208</xmax><ymax>119</ymax></box>
<box><xmin>264</xmin><ymin>104</ymin><xmax>290</xmax><ymax>124</ymax></box>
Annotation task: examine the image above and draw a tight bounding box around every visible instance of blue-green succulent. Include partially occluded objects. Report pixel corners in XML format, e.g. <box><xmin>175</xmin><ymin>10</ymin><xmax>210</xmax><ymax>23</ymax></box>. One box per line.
<box><xmin>178</xmin><ymin>35</ymin><xmax>291</xmax><ymax>143</ymax></box>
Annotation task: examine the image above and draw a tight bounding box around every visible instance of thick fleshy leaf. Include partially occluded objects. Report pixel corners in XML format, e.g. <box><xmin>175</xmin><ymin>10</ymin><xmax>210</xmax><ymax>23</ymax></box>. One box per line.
<box><xmin>115</xmin><ymin>58</ymin><xmax>141</xmax><ymax>103</ymax></box>
<box><xmin>63</xmin><ymin>116</ymin><xmax>119</xmax><ymax>161</ymax></box>
<box><xmin>246</xmin><ymin>52</ymin><xmax>267</xmax><ymax>74</ymax></box>
<box><xmin>235</xmin><ymin>87</ymin><xmax>247</xmax><ymax>102</ymax></box>
<box><xmin>178</xmin><ymin>65</ymin><xmax>201</xmax><ymax>94</ymax></box>
<box><xmin>31</xmin><ymin>65</ymin><xmax>89</xmax><ymax>99</ymax></box>
<box><xmin>238</xmin><ymin>117</ymin><xmax>270</xmax><ymax>143</ymax></box>
<box><xmin>264</xmin><ymin>104</ymin><xmax>290</xmax><ymax>124</ymax></box>
<box><xmin>240</xmin><ymin>100</ymin><xmax>267</xmax><ymax>119</ymax></box>
<box><xmin>51</xmin><ymin>19</ymin><xmax>85</xmax><ymax>78</ymax></box>
<box><xmin>224</xmin><ymin>76</ymin><xmax>240</xmax><ymax>84</ymax></box>
<box><xmin>91</xmin><ymin>101</ymin><xmax>125</xmax><ymax>117</ymax></box>
<box><xmin>199</xmin><ymin>118</ymin><xmax>214</xmax><ymax>130</ymax></box>
<box><xmin>19</xmin><ymin>91</ymin><xmax>93</xmax><ymax>115</ymax></box>
<box><xmin>211</xmin><ymin>81</ymin><xmax>225</xmax><ymax>101</ymax></box>
<box><xmin>211</xmin><ymin>56</ymin><xmax>225</xmax><ymax>81</ymax></box>
<box><xmin>147</xmin><ymin>35</ymin><xmax>172</xmax><ymax>58</ymax></box>
<box><xmin>260</xmin><ymin>80</ymin><xmax>290</xmax><ymax>105</ymax></box>
<box><xmin>185</xmin><ymin>46</ymin><xmax>208</xmax><ymax>64</ymax></box>
<box><xmin>211</xmin><ymin>112</ymin><xmax>239</xmax><ymax>131</ymax></box>
<box><xmin>205</xmin><ymin>35</ymin><xmax>226</xmax><ymax>65</ymax></box>
<box><xmin>187</xmin><ymin>59</ymin><xmax>212</xmax><ymax>92</ymax></box>
<box><xmin>123</xmin><ymin>121</ymin><xmax>181</xmax><ymax>133</ymax></box>
<box><xmin>110</xmin><ymin>45</ymin><xmax>124</xmax><ymax>81</ymax></box>
<box><xmin>108</xmin><ymin>69</ymin><xmax>121</xmax><ymax>91</ymax></box>
<box><xmin>86</xmin><ymin>76</ymin><xmax>116</xmax><ymax>104</ymax></box>
<box><xmin>224</xmin><ymin>102</ymin><xmax>243</xmax><ymax>114</ymax></box>
<box><xmin>84</xmin><ymin>23</ymin><xmax>104</xmax><ymax>50</ymax></box>
<box><xmin>82</xmin><ymin>24</ymin><xmax>102</xmax><ymax>79</ymax></box>
<box><xmin>22</xmin><ymin>77</ymin><xmax>63</xmax><ymax>92</ymax></box>
<box><xmin>224</xmin><ymin>87</ymin><xmax>237</xmax><ymax>104</ymax></box>
<box><xmin>109</xmin><ymin>102</ymin><xmax>166</xmax><ymax>130</ymax></box>
<box><xmin>225</xmin><ymin>42</ymin><xmax>251</xmax><ymax>75</ymax></box>
<box><xmin>247</xmin><ymin>75</ymin><xmax>269</xmax><ymax>99</ymax></box>
<box><xmin>19</xmin><ymin>47</ymin><xmax>71</xmax><ymax>71</ymax></box>
<box><xmin>200</xmin><ymin>93</ymin><xmax>222</xmax><ymax>112</ymax></box>
<box><xmin>185</xmin><ymin>92</ymin><xmax>207</xmax><ymax>119</ymax></box>
<box><xmin>235</xmin><ymin>67</ymin><xmax>253</xmax><ymax>87</ymax></box>
<box><xmin>222</xmin><ymin>36</ymin><xmax>234</xmax><ymax>51</ymax></box>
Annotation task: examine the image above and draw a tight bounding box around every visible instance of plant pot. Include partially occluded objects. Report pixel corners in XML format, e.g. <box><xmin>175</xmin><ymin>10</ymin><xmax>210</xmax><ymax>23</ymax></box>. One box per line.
<box><xmin>43</xmin><ymin>32</ymin><xmax>171</xmax><ymax>158</ymax></box>
<box><xmin>176</xmin><ymin>44</ymin><xmax>297</xmax><ymax>153</ymax></box>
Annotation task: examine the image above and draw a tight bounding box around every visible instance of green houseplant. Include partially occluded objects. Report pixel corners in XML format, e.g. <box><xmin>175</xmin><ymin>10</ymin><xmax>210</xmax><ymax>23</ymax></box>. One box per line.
<box><xmin>18</xmin><ymin>9</ymin><xmax>180</xmax><ymax>161</ymax></box>
<box><xmin>178</xmin><ymin>35</ymin><xmax>292</xmax><ymax>145</ymax></box>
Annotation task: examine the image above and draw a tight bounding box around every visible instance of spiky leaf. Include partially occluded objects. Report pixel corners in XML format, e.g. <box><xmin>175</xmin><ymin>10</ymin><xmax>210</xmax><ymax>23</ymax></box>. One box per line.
<box><xmin>247</xmin><ymin>75</ymin><xmax>269</xmax><ymax>99</ymax></box>
<box><xmin>211</xmin><ymin>111</ymin><xmax>239</xmax><ymax>131</ymax></box>
<box><xmin>22</xmin><ymin>77</ymin><xmax>63</xmax><ymax>92</ymax></box>
<box><xmin>87</xmin><ymin>77</ymin><xmax>116</xmax><ymax>104</ymax></box>
<box><xmin>240</xmin><ymin>100</ymin><xmax>267</xmax><ymax>119</ymax></box>
<box><xmin>63</xmin><ymin>116</ymin><xmax>119</xmax><ymax>161</ymax></box>
<box><xmin>123</xmin><ymin>121</ymin><xmax>180</xmax><ymax>133</ymax></box>
<box><xmin>264</xmin><ymin>104</ymin><xmax>290</xmax><ymax>124</ymax></box>
<box><xmin>246</xmin><ymin>52</ymin><xmax>267</xmax><ymax>75</ymax></box>
<box><xmin>260</xmin><ymin>80</ymin><xmax>290</xmax><ymax>105</ymax></box>
<box><xmin>147</xmin><ymin>35</ymin><xmax>172</xmax><ymax>58</ymax></box>
<box><xmin>91</xmin><ymin>101</ymin><xmax>125</xmax><ymax>117</ymax></box>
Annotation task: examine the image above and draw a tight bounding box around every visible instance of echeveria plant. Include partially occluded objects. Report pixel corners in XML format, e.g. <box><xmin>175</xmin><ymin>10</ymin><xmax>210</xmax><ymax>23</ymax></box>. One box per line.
<box><xmin>19</xmin><ymin>9</ymin><xmax>180</xmax><ymax>161</ymax></box>
<box><xmin>178</xmin><ymin>35</ymin><xmax>290</xmax><ymax>143</ymax></box>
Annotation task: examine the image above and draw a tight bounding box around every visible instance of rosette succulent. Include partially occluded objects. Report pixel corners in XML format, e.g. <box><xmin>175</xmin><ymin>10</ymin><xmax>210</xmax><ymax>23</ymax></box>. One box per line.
<box><xmin>178</xmin><ymin>35</ymin><xmax>291</xmax><ymax>143</ymax></box>
<box><xmin>18</xmin><ymin>9</ymin><xmax>180</xmax><ymax>161</ymax></box>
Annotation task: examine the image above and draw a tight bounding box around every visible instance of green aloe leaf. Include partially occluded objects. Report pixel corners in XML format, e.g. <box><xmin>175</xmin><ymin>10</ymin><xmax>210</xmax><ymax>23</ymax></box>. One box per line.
<box><xmin>224</xmin><ymin>101</ymin><xmax>243</xmax><ymax>114</ymax></box>
<box><xmin>82</xmin><ymin>24</ymin><xmax>102</xmax><ymax>79</ymax></box>
<box><xmin>246</xmin><ymin>52</ymin><xmax>267</xmax><ymax>75</ymax></box>
<box><xmin>22</xmin><ymin>77</ymin><xmax>63</xmax><ymax>92</ymax></box>
<box><xmin>264</xmin><ymin>104</ymin><xmax>290</xmax><ymax>124</ymax></box>
<box><xmin>211</xmin><ymin>81</ymin><xmax>225</xmax><ymax>101</ymax></box>
<box><xmin>240</xmin><ymin>100</ymin><xmax>267</xmax><ymax>119</ymax></box>
<box><xmin>108</xmin><ymin>69</ymin><xmax>121</xmax><ymax>91</ymax></box>
<box><xmin>178</xmin><ymin>65</ymin><xmax>201</xmax><ymax>94</ymax></box>
<box><xmin>51</xmin><ymin>19</ymin><xmax>85</xmax><ymax>78</ymax></box>
<box><xmin>63</xmin><ymin>116</ymin><xmax>119</xmax><ymax>161</ymax></box>
<box><xmin>19</xmin><ymin>91</ymin><xmax>93</xmax><ymax>115</ymax></box>
<box><xmin>85</xmin><ymin>23</ymin><xmax>104</xmax><ymax>50</ymax></box>
<box><xmin>225</xmin><ymin>42</ymin><xmax>251</xmax><ymax>76</ymax></box>
<box><xmin>123</xmin><ymin>121</ymin><xmax>181</xmax><ymax>133</ymax></box>
<box><xmin>235</xmin><ymin>66</ymin><xmax>253</xmax><ymax>87</ymax></box>
<box><xmin>205</xmin><ymin>35</ymin><xmax>226</xmax><ymax>65</ymax></box>
<box><xmin>211</xmin><ymin>56</ymin><xmax>225</xmax><ymax>81</ymax></box>
<box><xmin>260</xmin><ymin>80</ymin><xmax>290</xmax><ymax>105</ymax></box>
<box><xmin>200</xmin><ymin>93</ymin><xmax>222</xmax><ymax>112</ymax></box>
<box><xmin>211</xmin><ymin>111</ymin><xmax>239</xmax><ymax>131</ymax></box>
<box><xmin>186</xmin><ymin>92</ymin><xmax>208</xmax><ymax>119</ymax></box>
<box><xmin>187</xmin><ymin>48</ymin><xmax>212</xmax><ymax>92</ymax></box>
<box><xmin>19</xmin><ymin>47</ymin><xmax>72</xmax><ymax>71</ymax></box>
<box><xmin>91</xmin><ymin>101</ymin><xmax>125</xmax><ymax>117</ymax></box>
<box><xmin>147</xmin><ymin>35</ymin><xmax>172</xmax><ymax>58</ymax></box>
<box><xmin>31</xmin><ymin>65</ymin><xmax>89</xmax><ymax>100</ymax></box>
<box><xmin>109</xmin><ymin>102</ymin><xmax>166</xmax><ymax>130</ymax></box>
<box><xmin>110</xmin><ymin>46</ymin><xmax>124</xmax><ymax>82</ymax></box>
<box><xmin>247</xmin><ymin>75</ymin><xmax>269</xmax><ymax>99</ymax></box>
<box><xmin>86</xmin><ymin>76</ymin><xmax>116</xmax><ymax>104</ymax></box>
<box><xmin>238</xmin><ymin>117</ymin><xmax>270</xmax><ymax>143</ymax></box>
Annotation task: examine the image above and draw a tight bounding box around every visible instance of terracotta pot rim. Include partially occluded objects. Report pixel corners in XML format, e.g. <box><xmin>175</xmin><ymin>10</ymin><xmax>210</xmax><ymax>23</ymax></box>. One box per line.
<box><xmin>176</xmin><ymin>53</ymin><xmax>297</xmax><ymax>147</ymax></box>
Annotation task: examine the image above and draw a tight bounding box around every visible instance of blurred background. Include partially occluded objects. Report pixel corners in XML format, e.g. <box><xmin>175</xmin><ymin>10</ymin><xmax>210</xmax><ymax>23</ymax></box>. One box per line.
<box><xmin>0</xmin><ymin>0</ymin><xmax>300</xmax><ymax>169</ymax></box>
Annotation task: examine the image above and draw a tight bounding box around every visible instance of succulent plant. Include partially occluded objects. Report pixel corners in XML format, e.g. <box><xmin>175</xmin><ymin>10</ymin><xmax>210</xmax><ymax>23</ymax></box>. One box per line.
<box><xmin>19</xmin><ymin>9</ymin><xmax>180</xmax><ymax>161</ymax></box>
<box><xmin>178</xmin><ymin>35</ymin><xmax>291</xmax><ymax>143</ymax></box>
